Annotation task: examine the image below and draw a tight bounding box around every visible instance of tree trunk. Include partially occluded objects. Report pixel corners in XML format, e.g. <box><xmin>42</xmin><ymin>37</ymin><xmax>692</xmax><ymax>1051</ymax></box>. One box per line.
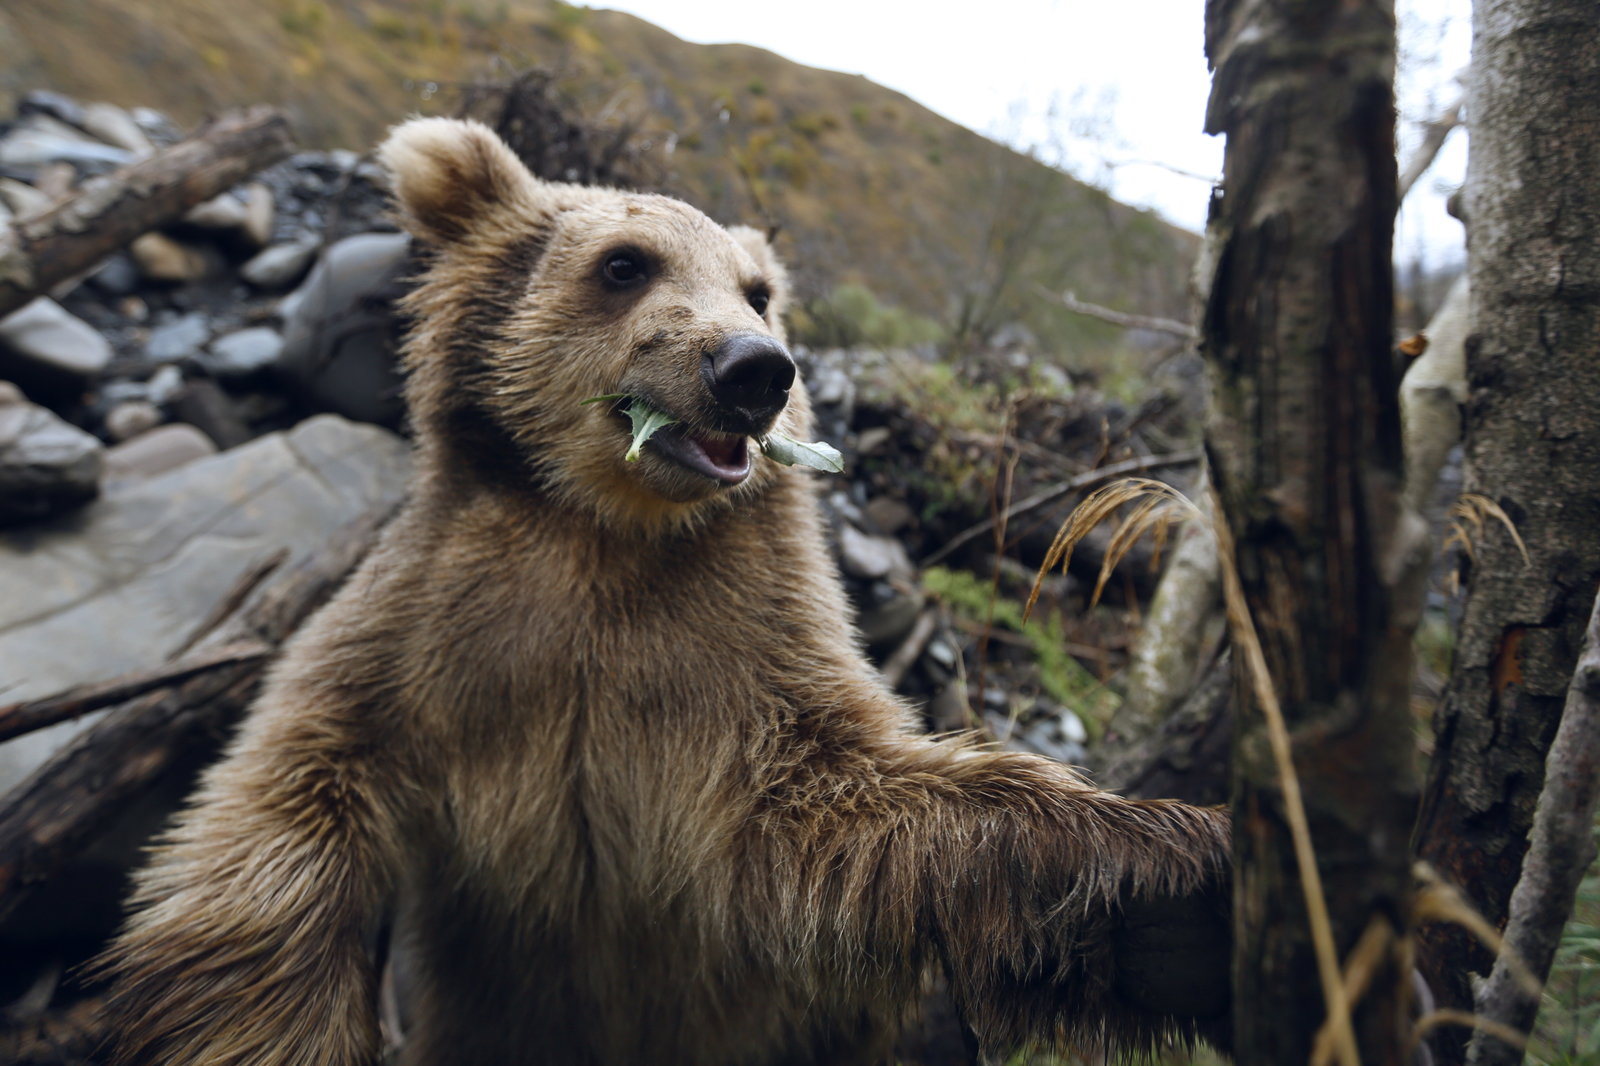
<box><xmin>1202</xmin><ymin>1</ymin><xmax>1426</xmax><ymax>1063</ymax></box>
<box><xmin>1411</xmin><ymin>2</ymin><xmax>1600</xmax><ymax>1061</ymax></box>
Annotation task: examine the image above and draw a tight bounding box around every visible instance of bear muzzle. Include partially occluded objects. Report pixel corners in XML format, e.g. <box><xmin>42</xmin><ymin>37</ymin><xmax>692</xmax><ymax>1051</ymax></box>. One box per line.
<box><xmin>702</xmin><ymin>334</ymin><xmax>796</xmax><ymax>434</ymax></box>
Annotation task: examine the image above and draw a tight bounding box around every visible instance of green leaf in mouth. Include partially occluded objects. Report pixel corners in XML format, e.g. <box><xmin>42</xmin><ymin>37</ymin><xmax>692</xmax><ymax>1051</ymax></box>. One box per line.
<box><xmin>584</xmin><ymin>395</ymin><xmax>843</xmax><ymax>472</ymax></box>
<box><xmin>583</xmin><ymin>394</ymin><xmax>678</xmax><ymax>462</ymax></box>
<box><xmin>757</xmin><ymin>433</ymin><xmax>845</xmax><ymax>473</ymax></box>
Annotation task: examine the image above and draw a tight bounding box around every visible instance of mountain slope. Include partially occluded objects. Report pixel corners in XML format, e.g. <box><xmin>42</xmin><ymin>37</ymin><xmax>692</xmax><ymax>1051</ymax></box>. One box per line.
<box><xmin>0</xmin><ymin>0</ymin><xmax>1198</xmax><ymax>362</ymax></box>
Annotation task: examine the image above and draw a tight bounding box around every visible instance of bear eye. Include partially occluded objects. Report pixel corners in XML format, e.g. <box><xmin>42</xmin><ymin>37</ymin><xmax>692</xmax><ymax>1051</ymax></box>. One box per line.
<box><xmin>602</xmin><ymin>252</ymin><xmax>647</xmax><ymax>286</ymax></box>
<box><xmin>748</xmin><ymin>289</ymin><xmax>770</xmax><ymax>316</ymax></box>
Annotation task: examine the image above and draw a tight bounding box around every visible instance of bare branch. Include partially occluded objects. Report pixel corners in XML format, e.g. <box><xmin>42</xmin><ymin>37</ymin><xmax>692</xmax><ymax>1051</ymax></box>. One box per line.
<box><xmin>1399</xmin><ymin>93</ymin><xmax>1465</xmax><ymax>201</ymax></box>
<box><xmin>1465</xmin><ymin>587</ymin><xmax>1600</xmax><ymax>1065</ymax></box>
<box><xmin>0</xmin><ymin>640</ymin><xmax>271</xmax><ymax>744</ymax></box>
<box><xmin>1032</xmin><ymin>283</ymin><xmax>1195</xmax><ymax>340</ymax></box>
<box><xmin>920</xmin><ymin>449</ymin><xmax>1202</xmax><ymax>568</ymax></box>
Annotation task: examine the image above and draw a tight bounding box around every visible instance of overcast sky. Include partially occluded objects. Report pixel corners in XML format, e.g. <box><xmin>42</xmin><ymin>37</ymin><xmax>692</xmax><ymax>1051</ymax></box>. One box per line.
<box><xmin>593</xmin><ymin>0</ymin><xmax>1471</xmax><ymax>271</ymax></box>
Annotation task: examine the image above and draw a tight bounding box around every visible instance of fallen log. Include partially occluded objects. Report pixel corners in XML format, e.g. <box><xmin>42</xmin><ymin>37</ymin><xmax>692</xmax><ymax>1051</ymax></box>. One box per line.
<box><xmin>0</xmin><ymin>106</ymin><xmax>296</xmax><ymax>318</ymax></box>
<box><xmin>0</xmin><ymin>640</ymin><xmax>272</xmax><ymax>745</ymax></box>
<box><xmin>0</xmin><ymin>497</ymin><xmax>399</xmax><ymax>922</ymax></box>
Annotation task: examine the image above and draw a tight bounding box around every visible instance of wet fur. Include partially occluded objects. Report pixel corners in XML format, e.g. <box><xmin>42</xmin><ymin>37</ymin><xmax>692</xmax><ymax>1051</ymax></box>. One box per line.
<box><xmin>99</xmin><ymin>119</ymin><xmax>1230</xmax><ymax>1066</ymax></box>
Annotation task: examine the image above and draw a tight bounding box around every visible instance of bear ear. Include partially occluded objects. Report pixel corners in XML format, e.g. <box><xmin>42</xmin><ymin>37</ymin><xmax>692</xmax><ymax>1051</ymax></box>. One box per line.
<box><xmin>378</xmin><ymin>117</ymin><xmax>541</xmax><ymax>244</ymax></box>
<box><xmin>725</xmin><ymin>225</ymin><xmax>790</xmax><ymax>325</ymax></box>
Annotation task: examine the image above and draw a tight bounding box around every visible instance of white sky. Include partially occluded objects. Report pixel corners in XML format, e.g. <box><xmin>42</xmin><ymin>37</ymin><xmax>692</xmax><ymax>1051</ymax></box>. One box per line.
<box><xmin>592</xmin><ymin>0</ymin><xmax>1471</xmax><ymax>272</ymax></box>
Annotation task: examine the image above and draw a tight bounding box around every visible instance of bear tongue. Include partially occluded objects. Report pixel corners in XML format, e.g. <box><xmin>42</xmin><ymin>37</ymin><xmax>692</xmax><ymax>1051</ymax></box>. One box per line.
<box><xmin>649</xmin><ymin>424</ymin><xmax>750</xmax><ymax>485</ymax></box>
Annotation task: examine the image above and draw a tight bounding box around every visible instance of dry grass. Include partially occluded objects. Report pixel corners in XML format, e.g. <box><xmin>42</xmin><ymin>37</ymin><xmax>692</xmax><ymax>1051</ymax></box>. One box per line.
<box><xmin>1025</xmin><ymin>475</ymin><xmax>1360</xmax><ymax>1066</ymax></box>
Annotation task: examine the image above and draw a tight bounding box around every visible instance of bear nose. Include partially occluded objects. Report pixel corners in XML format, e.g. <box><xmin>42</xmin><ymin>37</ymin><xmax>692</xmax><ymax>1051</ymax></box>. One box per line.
<box><xmin>705</xmin><ymin>334</ymin><xmax>796</xmax><ymax>428</ymax></box>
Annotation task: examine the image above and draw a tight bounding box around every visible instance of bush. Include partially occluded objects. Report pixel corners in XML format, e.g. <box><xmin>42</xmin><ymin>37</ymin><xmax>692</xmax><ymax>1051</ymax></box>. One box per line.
<box><xmin>793</xmin><ymin>284</ymin><xmax>943</xmax><ymax>351</ymax></box>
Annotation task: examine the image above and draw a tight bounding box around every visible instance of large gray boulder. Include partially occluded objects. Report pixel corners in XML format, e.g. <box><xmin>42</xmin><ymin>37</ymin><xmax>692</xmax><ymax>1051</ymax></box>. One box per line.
<box><xmin>0</xmin><ymin>414</ymin><xmax>410</xmax><ymax>794</ymax></box>
<box><xmin>279</xmin><ymin>232</ymin><xmax>412</xmax><ymax>426</ymax></box>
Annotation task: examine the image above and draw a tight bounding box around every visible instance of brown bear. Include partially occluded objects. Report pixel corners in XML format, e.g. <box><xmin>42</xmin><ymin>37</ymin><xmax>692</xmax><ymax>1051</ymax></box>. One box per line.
<box><xmin>98</xmin><ymin>118</ymin><xmax>1232</xmax><ymax>1066</ymax></box>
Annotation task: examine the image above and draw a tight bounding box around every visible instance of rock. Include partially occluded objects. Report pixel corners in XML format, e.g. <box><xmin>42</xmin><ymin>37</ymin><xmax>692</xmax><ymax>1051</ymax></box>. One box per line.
<box><xmin>0</xmin><ymin>198</ymin><xmax>9</xmax><ymax>226</ymax></box>
<box><xmin>857</xmin><ymin>586</ymin><xmax>926</xmax><ymax>647</ymax></box>
<box><xmin>131</xmin><ymin>232</ymin><xmax>210</xmax><ymax>282</ymax></box>
<box><xmin>130</xmin><ymin>107</ymin><xmax>184</xmax><ymax>146</ymax></box>
<box><xmin>0</xmin><ymin>382</ymin><xmax>103</xmax><ymax>526</ymax></box>
<box><xmin>88</xmin><ymin>252</ymin><xmax>141</xmax><ymax>296</ymax></box>
<box><xmin>102</xmin><ymin>423</ymin><xmax>216</xmax><ymax>481</ymax></box>
<box><xmin>0</xmin><ymin>124</ymin><xmax>130</xmax><ymax>168</ymax></box>
<box><xmin>172</xmin><ymin>379</ymin><xmax>252</xmax><ymax>449</ymax></box>
<box><xmin>103</xmin><ymin>399</ymin><xmax>163</xmax><ymax>441</ymax></box>
<box><xmin>0</xmin><ymin>297</ymin><xmax>114</xmax><ymax>390</ymax></box>
<box><xmin>203</xmin><ymin>326</ymin><xmax>283</xmax><ymax>378</ymax></box>
<box><xmin>18</xmin><ymin>90</ymin><xmax>86</xmax><ymax>130</ymax></box>
<box><xmin>117</xmin><ymin>295</ymin><xmax>149</xmax><ymax>323</ymax></box>
<box><xmin>143</xmin><ymin>364</ymin><xmax>185</xmax><ymax>405</ymax></box>
<box><xmin>856</xmin><ymin>426</ymin><xmax>891</xmax><ymax>455</ymax></box>
<box><xmin>837</xmin><ymin>523</ymin><xmax>913</xmax><ymax>580</ymax></box>
<box><xmin>240</xmin><ymin>237</ymin><xmax>319</xmax><ymax>290</ymax></box>
<box><xmin>144</xmin><ymin>312</ymin><xmax>210</xmax><ymax>362</ymax></box>
<box><xmin>34</xmin><ymin>160</ymin><xmax>75</xmax><ymax>200</ymax></box>
<box><xmin>0</xmin><ymin>415</ymin><xmax>411</xmax><ymax>793</ymax></box>
<box><xmin>183</xmin><ymin>191</ymin><xmax>249</xmax><ymax>230</ymax></box>
<box><xmin>242</xmin><ymin>183</ymin><xmax>274</xmax><ymax>248</ymax></box>
<box><xmin>81</xmin><ymin>102</ymin><xmax>154</xmax><ymax>157</ymax></box>
<box><xmin>0</xmin><ymin>175</ymin><xmax>51</xmax><ymax>217</ymax></box>
<box><xmin>279</xmin><ymin>232</ymin><xmax>412</xmax><ymax>425</ymax></box>
<box><xmin>1010</xmin><ymin>709</ymin><xmax>1089</xmax><ymax>766</ymax></box>
<box><xmin>864</xmin><ymin>496</ymin><xmax>916</xmax><ymax>536</ymax></box>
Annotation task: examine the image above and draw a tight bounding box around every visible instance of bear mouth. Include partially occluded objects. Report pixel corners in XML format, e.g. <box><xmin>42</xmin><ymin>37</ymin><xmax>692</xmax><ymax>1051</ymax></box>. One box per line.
<box><xmin>646</xmin><ymin>423</ymin><xmax>751</xmax><ymax>485</ymax></box>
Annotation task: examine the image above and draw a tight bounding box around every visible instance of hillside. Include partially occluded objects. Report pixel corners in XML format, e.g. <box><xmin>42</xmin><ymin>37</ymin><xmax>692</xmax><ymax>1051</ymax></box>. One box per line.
<box><xmin>0</xmin><ymin>0</ymin><xmax>1199</xmax><ymax>366</ymax></box>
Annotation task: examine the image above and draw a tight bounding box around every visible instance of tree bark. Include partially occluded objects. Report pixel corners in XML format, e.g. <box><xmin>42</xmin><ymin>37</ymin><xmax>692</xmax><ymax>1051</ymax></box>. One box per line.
<box><xmin>0</xmin><ymin>106</ymin><xmax>295</xmax><ymax>317</ymax></box>
<box><xmin>1202</xmin><ymin>1</ymin><xmax>1426</xmax><ymax>1062</ymax></box>
<box><xmin>1411</xmin><ymin>3</ymin><xmax>1600</xmax><ymax>1061</ymax></box>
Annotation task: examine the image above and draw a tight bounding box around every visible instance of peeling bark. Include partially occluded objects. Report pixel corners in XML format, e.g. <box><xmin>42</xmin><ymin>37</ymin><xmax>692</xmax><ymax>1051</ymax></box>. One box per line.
<box><xmin>1412</xmin><ymin>3</ymin><xmax>1600</xmax><ymax>1060</ymax></box>
<box><xmin>1201</xmin><ymin>0</ymin><xmax>1427</xmax><ymax>1061</ymax></box>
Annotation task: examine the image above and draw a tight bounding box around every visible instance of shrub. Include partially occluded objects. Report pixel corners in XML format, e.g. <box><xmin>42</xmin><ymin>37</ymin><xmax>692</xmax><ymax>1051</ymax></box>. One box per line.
<box><xmin>794</xmin><ymin>283</ymin><xmax>943</xmax><ymax>351</ymax></box>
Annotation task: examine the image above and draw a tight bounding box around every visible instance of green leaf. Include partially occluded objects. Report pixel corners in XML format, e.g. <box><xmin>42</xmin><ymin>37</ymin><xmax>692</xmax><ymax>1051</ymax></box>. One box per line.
<box><xmin>758</xmin><ymin>433</ymin><xmax>844</xmax><ymax>473</ymax></box>
<box><xmin>622</xmin><ymin>400</ymin><xmax>678</xmax><ymax>462</ymax></box>
<box><xmin>580</xmin><ymin>393</ymin><xmax>628</xmax><ymax>405</ymax></box>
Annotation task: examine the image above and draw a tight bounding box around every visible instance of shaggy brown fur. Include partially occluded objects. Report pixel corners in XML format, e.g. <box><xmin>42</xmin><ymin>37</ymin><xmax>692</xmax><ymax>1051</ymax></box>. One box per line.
<box><xmin>98</xmin><ymin>118</ymin><xmax>1231</xmax><ymax>1066</ymax></box>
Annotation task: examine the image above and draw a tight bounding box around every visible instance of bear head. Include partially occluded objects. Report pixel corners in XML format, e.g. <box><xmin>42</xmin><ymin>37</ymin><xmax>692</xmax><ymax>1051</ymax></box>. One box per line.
<box><xmin>377</xmin><ymin>117</ymin><xmax>812</xmax><ymax>532</ymax></box>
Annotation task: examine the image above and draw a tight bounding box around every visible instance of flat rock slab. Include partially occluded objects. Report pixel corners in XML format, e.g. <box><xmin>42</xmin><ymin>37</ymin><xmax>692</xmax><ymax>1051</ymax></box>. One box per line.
<box><xmin>0</xmin><ymin>414</ymin><xmax>410</xmax><ymax>793</ymax></box>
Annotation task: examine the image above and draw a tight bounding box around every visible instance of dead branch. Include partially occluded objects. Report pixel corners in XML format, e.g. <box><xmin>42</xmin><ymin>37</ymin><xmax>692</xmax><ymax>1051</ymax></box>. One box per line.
<box><xmin>921</xmin><ymin>448</ymin><xmax>1202</xmax><ymax>568</ymax></box>
<box><xmin>0</xmin><ymin>107</ymin><xmax>296</xmax><ymax>317</ymax></box>
<box><xmin>0</xmin><ymin>498</ymin><xmax>400</xmax><ymax>922</ymax></box>
<box><xmin>1464</xmin><ymin>586</ymin><xmax>1600</xmax><ymax>1065</ymax></box>
<box><xmin>1032</xmin><ymin>283</ymin><xmax>1195</xmax><ymax>341</ymax></box>
<box><xmin>880</xmin><ymin>608</ymin><xmax>939</xmax><ymax>690</ymax></box>
<box><xmin>1399</xmin><ymin>91</ymin><xmax>1465</xmax><ymax>201</ymax></box>
<box><xmin>0</xmin><ymin>640</ymin><xmax>272</xmax><ymax>744</ymax></box>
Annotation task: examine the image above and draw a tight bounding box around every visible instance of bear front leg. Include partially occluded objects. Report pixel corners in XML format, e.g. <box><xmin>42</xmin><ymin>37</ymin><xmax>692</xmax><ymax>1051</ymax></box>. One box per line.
<box><xmin>96</xmin><ymin>686</ymin><xmax>405</xmax><ymax>1066</ymax></box>
<box><xmin>755</xmin><ymin>740</ymin><xmax>1231</xmax><ymax>1059</ymax></box>
<box><xmin>914</xmin><ymin>749</ymin><xmax>1232</xmax><ymax>1055</ymax></box>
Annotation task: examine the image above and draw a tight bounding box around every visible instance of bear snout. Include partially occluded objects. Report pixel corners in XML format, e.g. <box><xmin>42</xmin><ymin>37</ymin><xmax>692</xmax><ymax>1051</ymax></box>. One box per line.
<box><xmin>702</xmin><ymin>334</ymin><xmax>796</xmax><ymax>432</ymax></box>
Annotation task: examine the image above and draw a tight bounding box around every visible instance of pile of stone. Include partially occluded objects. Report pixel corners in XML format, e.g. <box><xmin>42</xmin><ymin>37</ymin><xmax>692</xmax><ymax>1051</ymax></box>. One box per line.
<box><xmin>0</xmin><ymin>89</ymin><xmax>409</xmax><ymax>529</ymax></box>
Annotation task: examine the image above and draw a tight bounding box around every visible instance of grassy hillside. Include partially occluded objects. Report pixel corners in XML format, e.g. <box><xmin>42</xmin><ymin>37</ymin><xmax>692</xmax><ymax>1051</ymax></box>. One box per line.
<box><xmin>0</xmin><ymin>0</ymin><xmax>1199</xmax><ymax>367</ymax></box>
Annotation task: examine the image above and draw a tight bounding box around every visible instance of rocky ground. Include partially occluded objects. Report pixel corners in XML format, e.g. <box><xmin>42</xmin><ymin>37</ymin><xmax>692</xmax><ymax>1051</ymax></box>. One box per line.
<box><xmin>0</xmin><ymin>88</ymin><xmax>1209</xmax><ymax>1061</ymax></box>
